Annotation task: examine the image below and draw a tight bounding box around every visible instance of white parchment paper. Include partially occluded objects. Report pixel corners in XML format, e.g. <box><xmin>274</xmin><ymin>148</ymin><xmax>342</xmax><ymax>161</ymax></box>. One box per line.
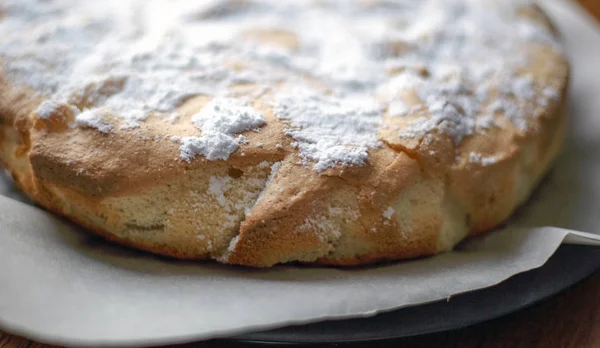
<box><xmin>1</xmin><ymin>1</ymin><xmax>600</xmax><ymax>347</ymax></box>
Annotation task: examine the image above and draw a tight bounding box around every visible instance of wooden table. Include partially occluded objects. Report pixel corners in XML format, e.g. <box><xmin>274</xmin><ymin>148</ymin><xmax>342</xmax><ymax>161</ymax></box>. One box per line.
<box><xmin>3</xmin><ymin>1</ymin><xmax>600</xmax><ymax>347</ymax></box>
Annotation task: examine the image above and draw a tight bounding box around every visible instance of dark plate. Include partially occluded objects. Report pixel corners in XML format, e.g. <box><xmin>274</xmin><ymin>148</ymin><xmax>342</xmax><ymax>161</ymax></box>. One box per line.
<box><xmin>232</xmin><ymin>244</ymin><xmax>600</xmax><ymax>344</ymax></box>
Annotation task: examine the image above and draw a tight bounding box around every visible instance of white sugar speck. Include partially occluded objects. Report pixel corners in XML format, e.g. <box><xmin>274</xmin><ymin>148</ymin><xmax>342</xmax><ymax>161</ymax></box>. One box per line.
<box><xmin>226</xmin><ymin>235</ymin><xmax>240</xmax><ymax>253</ymax></box>
<box><xmin>383</xmin><ymin>207</ymin><xmax>395</xmax><ymax>220</ymax></box>
<box><xmin>469</xmin><ymin>152</ymin><xmax>498</xmax><ymax>167</ymax></box>
<box><xmin>208</xmin><ymin>176</ymin><xmax>230</xmax><ymax>206</ymax></box>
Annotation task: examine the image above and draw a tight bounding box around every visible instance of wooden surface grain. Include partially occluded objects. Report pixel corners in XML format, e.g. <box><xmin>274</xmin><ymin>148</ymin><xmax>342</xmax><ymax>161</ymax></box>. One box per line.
<box><xmin>2</xmin><ymin>1</ymin><xmax>600</xmax><ymax>347</ymax></box>
<box><xmin>579</xmin><ymin>0</ymin><xmax>600</xmax><ymax>20</ymax></box>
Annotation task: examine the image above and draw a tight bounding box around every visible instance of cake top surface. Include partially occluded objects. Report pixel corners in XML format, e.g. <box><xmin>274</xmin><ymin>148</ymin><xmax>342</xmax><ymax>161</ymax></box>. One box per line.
<box><xmin>0</xmin><ymin>0</ymin><xmax>566</xmax><ymax>172</ymax></box>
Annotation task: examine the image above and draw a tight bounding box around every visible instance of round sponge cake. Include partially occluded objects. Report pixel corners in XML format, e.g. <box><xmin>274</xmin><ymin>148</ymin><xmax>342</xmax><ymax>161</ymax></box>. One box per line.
<box><xmin>0</xmin><ymin>0</ymin><xmax>569</xmax><ymax>267</ymax></box>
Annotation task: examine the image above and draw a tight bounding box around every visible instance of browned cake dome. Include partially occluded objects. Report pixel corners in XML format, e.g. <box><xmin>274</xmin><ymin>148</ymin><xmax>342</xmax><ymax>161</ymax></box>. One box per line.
<box><xmin>0</xmin><ymin>0</ymin><xmax>569</xmax><ymax>267</ymax></box>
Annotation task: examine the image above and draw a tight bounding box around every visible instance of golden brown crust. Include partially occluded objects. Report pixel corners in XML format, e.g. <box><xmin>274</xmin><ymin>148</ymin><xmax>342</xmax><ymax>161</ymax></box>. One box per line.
<box><xmin>0</xmin><ymin>3</ymin><xmax>570</xmax><ymax>267</ymax></box>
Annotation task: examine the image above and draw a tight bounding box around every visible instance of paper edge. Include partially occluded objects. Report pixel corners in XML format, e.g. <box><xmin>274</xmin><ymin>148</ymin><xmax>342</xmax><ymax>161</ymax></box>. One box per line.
<box><xmin>0</xmin><ymin>229</ymin><xmax>579</xmax><ymax>348</ymax></box>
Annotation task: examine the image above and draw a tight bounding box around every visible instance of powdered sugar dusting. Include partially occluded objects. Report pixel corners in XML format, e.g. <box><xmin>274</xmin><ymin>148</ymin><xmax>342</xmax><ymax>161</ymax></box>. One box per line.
<box><xmin>75</xmin><ymin>109</ymin><xmax>113</xmax><ymax>133</ymax></box>
<box><xmin>208</xmin><ymin>176</ymin><xmax>231</xmax><ymax>207</ymax></box>
<box><xmin>274</xmin><ymin>91</ymin><xmax>383</xmax><ymax>171</ymax></box>
<box><xmin>206</xmin><ymin>174</ymin><xmax>267</xmax><ymax>232</ymax></box>
<box><xmin>469</xmin><ymin>152</ymin><xmax>498</xmax><ymax>167</ymax></box>
<box><xmin>383</xmin><ymin>207</ymin><xmax>395</xmax><ymax>220</ymax></box>
<box><xmin>0</xmin><ymin>0</ymin><xmax>564</xmax><ymax>168</ymax></box>
<box><xmin>295</xmin><ymin>216</ymin><xmax>342</xmax><ymax>243</ymax></box>
<box><xmin>36</xmin><ymin>100</ymin><xmax>62</xmax><ymax>119</ymax></box>
<box><xmin>254</xmin><ymin>161</ymin><xmax>281</xmax><ymax>205</ymax></box>
<box><xmin>180</xmin><ymin>98</ymin><xmax>265</xmax><ymax>161</ymax></box>
<box><xmin>380</xmin><ymin>1</ymin><xmax>563</xmax><ymax>143</ymax></box>
<box><xmin>192</xmin><ymin>98</ymin><xmax>265</xmax><ymax>135</ymax></box>
<box><xmin>180</xmin><ymin>133</ymin><xmax>238</xmax><ymax>161</ymax></box>
<box><xmin>226</xmin><ymin>235</ymin><xmax>240</xmax><ymax>253</ymax></box>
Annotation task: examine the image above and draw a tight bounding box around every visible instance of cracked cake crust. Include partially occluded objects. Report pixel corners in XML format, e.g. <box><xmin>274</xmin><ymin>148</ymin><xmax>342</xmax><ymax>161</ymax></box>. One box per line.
<box><xmin>0</xmin><ymin>0</ymin><xmax>569</xmax><ymax>267</ymax></box>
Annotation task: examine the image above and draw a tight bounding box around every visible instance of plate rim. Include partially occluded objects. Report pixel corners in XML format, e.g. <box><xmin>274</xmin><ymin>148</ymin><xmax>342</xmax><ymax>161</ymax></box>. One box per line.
<box><xmin>229</xmin><ymin>244</ymin><xmax>600</xmax><ymax>345</ymax></box>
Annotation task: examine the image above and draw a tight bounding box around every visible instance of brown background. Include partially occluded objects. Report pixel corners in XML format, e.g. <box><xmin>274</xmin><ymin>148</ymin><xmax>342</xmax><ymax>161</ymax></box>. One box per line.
<box><xmin>2</xmin><ymin>1</ymin><xmax>600</xmax><ymax>347</ymax></box>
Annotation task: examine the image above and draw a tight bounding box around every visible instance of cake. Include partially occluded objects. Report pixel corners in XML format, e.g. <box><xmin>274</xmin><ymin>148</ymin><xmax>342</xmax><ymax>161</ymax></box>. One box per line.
<box><xmin>0</xmin><ymin>0</ymin><xmax>569</xmax><ymax>267</ymax></box>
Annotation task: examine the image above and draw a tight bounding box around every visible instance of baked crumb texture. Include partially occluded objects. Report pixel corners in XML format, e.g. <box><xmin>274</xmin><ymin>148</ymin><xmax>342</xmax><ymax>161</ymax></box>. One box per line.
<box><xmin>0</xmin><ymin>0</ymin><xmax>568</xmax><ymax>267</ymax></box>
